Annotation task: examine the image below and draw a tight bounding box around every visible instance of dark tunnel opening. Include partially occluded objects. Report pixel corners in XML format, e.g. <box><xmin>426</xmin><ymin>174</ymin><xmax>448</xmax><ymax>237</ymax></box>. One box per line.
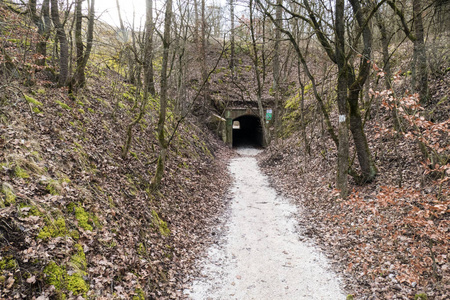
<box><xmin>232</xmin><ymin>114</ymin><xmax>264</xmax><ymax>148</ymax></box>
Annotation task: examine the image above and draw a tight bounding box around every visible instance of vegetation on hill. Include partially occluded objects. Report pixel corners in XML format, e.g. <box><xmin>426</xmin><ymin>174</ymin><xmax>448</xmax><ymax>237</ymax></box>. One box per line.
<box><xmin>0</xmin><ymin>2</ymin><xmax>232</xmax><ymax>299</ymax></box>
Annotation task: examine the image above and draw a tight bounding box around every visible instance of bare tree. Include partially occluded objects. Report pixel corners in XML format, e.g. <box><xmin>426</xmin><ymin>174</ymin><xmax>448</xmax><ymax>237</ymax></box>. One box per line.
<box><xmin>335</xmin><ymin>0</ymin><xmax>349</xmax><ymax>197</ymax></box>
<box><xmin>387</xmin><ymin>0</ymin><xmax>430</xmax><ymax>104</ymax></box>
<box><xmin>50</xmin><ymin>0</ymin><xmax>69</xmax><ymax>86</ymax></box>
<box><xmin>29</xmin><ymin>0</ymin><xmax>51</xmax><ymax>66</ymax></box>
<box><xmin>272</xmin><ymin>0</ymin><xmax>282</xmax><ymax>144</ymax></box>
<box><xmin>201</xmin><ymin>0</ymin><xmax>210</xmax><ymax>107</ymax></box>
<box><xmin>249</xmin><ymin>0</ymin><xmax>269</xmax><ymax>146</ymax></box>
<box><xmin>73</xmin><ymin>0</ymin><xmax>95</xmax><ymax>89</ymax></box>
<box><xmin>229</xmin><ymin>0</ymin><xmax>235</xmax><ymax>74</ymax></box>
<box><xmin>151</xmin><ymin>0</ymin><xmax>173</xmax><ymax>190</ymax></box>
<box><xmin>144</xmin><ymin>0</ymin><xmax>156</xmax><ymax>96</ymax></box>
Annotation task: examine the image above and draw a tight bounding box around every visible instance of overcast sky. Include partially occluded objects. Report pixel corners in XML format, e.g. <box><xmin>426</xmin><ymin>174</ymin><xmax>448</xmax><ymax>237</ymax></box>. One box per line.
<box><xmin>94</xmin><ymin>0</ymin><xmax>147</xmax><ymax>29</ymax></box>
<box><xmin>93</xmin><ymin>0</ymin><xmax>234</xmax><ymax>29</ymax></box>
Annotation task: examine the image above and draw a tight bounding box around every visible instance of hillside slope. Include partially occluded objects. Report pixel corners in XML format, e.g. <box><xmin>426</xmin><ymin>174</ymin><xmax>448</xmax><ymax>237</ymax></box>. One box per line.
<box><xmin>259</xmin><ymin>71</ymin><xmax>450</xmax><ymax>299</ymax></box>
<box><xmin>0</xmin><ymin>6</ymin><xmax>233</xmax><ymax>299</ymax></box>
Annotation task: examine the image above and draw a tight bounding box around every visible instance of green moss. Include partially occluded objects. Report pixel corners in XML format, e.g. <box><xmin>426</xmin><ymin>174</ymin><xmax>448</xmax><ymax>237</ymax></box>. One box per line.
<box><xmin>106</xmin><ymin>241</ymin><xmax>117</xmax><ymax>248</ymax></box>
<box><xmin>66</xmin><ymin>272</ymin><xmax>89</xmax><ymax>296</ymax></box>
<box><xmin>55</xmin><ymin>100</ymin><xmax>71</xmax><ymax>110</ymax></box>
<box><xmin>70</xmin><ymin>230</ymin><xmax>80</xmax><ymax>240</ymax></box>
<box><xmin>46</xmin><ymin>179</ymin><xmax>62</xmax><ymax>195</ymax></box>
<box><xmin>137</xmin><ymin>243</ymin><xmax>146</xmax><ymax>256</ymax></box>
<box><xmin>60</xmin><ymin>175</ymin><xmax>71</xmax><ymax>184</ymax></box>
<box><xmin>107</xmin><ymin>196</ymin><xmax>115</xmax><ymax>208</ymax></box>
<box><xmin>70</xmin><ymin>244</ymin><xmax>87</xmax><ymax>272</ymax></box>
<box><xmin>78</xmin><ymin>108</ymin><xmax>85</xmax><ymax>114</ymax></box>
<box><xmin>44</xmin><ymin>262</ymin><xmax>65</xmax><ymax>290</ymax></box>
<box><xmin>0</xmin><ymin>256</ymin><xmax>16</xmax><ymax>270</ymax></box>
<box><xmin>24</xmin><ymin>94</ymin><xmax>43</xmax><ymax>106</ymax></box>
<box><xmin>43</xmin><ymin>175</ymin><xmax>70</xmax><ymax>195</ymax></box>
<box><xmin>151</xmin><ymin>210</ymin><xmax>170</xmax><ymax>236</ymax></box>
<box><xmin>13</xmin><ymin>157</ymin><xmax>44</xmax><ymax>176</ymax></box>
<box><xmin>87</xmin><ymin>108</ymin><xmax>94</xmax><ymax>113</ymax></box>
<box><xmin>1</xmin><ymin>183</ymin><xmax>16</xmax><ymax>206</ymax></box>
<box><xmin>44</xmin><ymin>245</ymin><xmax>89</xmax><ymax>297</ymax></box>
<box><xmin>130</xmin><ymin>151</ymin><xmax>138</xmax><ymax>159</ymax></box>
<box><xmin>74</xmin><ymin>206</ymin><xmax>93</xmax><ymax>231</ymax></box>
<box><xmin>37</xmin><ymin>88</ymin><xmax>46</xmax><ymax>94</ymax></box>
<box><xmin>415</xmin><ymin>294</ymin><xmax>428</xmax><ymax>300</ymax></box>
<box><xmin>15</xmin><ymin>166</ymin><xmax>30</xmax><ymax>178</ymax></box>
<box><xmin>30</xmin><ymin>151</ymin><xmax>42</xmax><ymax>161</ymax></box>
<box><xmin>19</xmin><ymin>203</ymin><xmax>42</xmax><ymax>217</ymax></box>
<box><xmin>32</xmin><ymin>106</ymin><xmax>42</xmax><ymax>114</ymax></box>
<box><xmin>133</xmin><ymin>288</ymin><xmax>145</xmax><ymax>300</ymax></box>
<box><xmin>37</xmin><ymin>217</ymin><xmax>67</xmax><ymax>240</ymax></box>
<box><xmin>122</xmin><ymin>92</ymin><xmax>134</xmax><ymax>102</ymax></box>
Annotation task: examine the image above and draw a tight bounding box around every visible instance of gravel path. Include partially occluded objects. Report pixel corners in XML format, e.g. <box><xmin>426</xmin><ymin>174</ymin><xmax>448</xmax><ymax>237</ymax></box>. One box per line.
<box><xmin>185</xmin><ymin>148</ymin><xmax>346</xmax><ymax>299</ymax></box>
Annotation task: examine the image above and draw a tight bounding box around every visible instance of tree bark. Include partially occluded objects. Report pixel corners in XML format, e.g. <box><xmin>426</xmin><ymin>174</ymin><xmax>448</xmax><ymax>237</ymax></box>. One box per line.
<box><xmin>229</xmin><ymin>0</ymin><xmax>235</xmax><ymax>75</ymax></box>
<box><xmin>335</xmin><ymin>0</ymin><xmax>349</xmax><ymax>198</ymax></box>
<box><xmin>29</xmin><ymin>0</ymin><xmax>51</xmax><ymax>66</ymax></box>
<box><xmin>387</xmin><ymin>0</ymin><xmax>429</xmax><ymax>104</ymax></box>
<box><xmin>144</xmin><ymin>0</ymin><xmax>156</xmax><ymax>96</ymax></box>
<box><xmin>73</xmin><ymin>0</ymin><xmax>94</xmax><ymax>89</ymax></box>
<box><xmin>201</xmin><ymin>0</ymin><xmax>210</xmax><ymax>107</ymax></box>
<box><xmin>151</xmin><ymin>0</ymin><xmax>172</xmax><ymax>190</ymax></box>
<box><xmin>249</xmin><ymin>0</ymin><xmax>269</xmax><ymax>146</ymax></box>
<box><xmin>412</xmin><ymin>0</ymin><xmax>429</xmax><ymax>104</ymax></box>
<box><xmin>347</xmin><ymin>0</ymin><xmax>377</xmax><ymax>183</ymax></box>
<box><xmin>74</xmin><ymin>0</ymin><xmax>83</xmax><ymax>84</ymax></box>
<box><xmin>50</xmin><ymin>0</ymin><xmax>69</xmax><ymax>86</ymax></box>
<box><xmin>193</xmin><ymin>0</ymin><xmax>199</xmax><ymax>46</ymax></box>
<box><xmin>375</xmin><ymin>10</ymin><xmax>400</xmax><ymax>130</ymax></box>
<box><xmin>272</xmin><ymin>0</ymin><xmax>282</xmax><ymax>144</ymax></box>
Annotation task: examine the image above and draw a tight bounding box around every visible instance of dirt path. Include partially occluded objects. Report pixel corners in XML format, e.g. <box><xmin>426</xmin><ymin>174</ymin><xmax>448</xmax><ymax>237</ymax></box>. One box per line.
<box><xmin>185</xmin><ymin>148</ymin><xmax>345</xmax><ymax>299</ymax></box>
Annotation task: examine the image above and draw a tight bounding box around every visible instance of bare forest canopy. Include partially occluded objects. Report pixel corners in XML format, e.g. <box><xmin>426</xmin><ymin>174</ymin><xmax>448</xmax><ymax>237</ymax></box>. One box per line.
<box><xmin>0</xmin><ymin>0</ymin><xmax>449</xmax><ymax>299</ymax></box>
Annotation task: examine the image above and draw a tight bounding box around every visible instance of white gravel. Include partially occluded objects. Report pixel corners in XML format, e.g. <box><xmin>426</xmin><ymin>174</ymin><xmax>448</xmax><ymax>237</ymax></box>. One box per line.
<box><xmin>185</xmin><ymin>147</ymin><xmax>346</xmax><ymax>300</ymax></box>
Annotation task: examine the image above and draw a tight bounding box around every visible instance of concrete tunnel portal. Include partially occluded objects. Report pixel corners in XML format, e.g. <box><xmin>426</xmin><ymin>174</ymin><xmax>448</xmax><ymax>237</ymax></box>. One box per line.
<box><xmin>232</xmin><ymin>114</ymin><xmax>264</xmax><ymax>148</ymax></box>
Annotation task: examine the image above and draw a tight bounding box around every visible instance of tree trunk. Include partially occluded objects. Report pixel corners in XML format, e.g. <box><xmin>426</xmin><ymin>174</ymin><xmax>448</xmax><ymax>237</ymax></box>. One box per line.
<box><xmin>297</xmin><ymin>61</ymin><xmax>309</xmax><ymax>155</ymax></box>
<box><xmin>249</xmin><ymin>0</ymin><xmax>269</xmax><ymax>146</ymax></box>
<box><xmin>151</xmin><ymin>0</ymin><xmax>172</xmax><ymax>190</ymax></box>
<box><xmin>348</xmin><ymin>91</ymin><xmax>377</xmax><ymax>182</ymax></box>
<box><xmin>335</xmin><ymin>0</ymin><xmax>349</xmax><ymax>198</ymax></box>
<box><xmin>272</xmin><ymin>0</ymin><xmax>282</xmax><ymax>144</ymax></box>
<box><xmin>201</xmin><ymin>0</ymin><xmax>209</xmax><ymax>107</ymax></box>
<box><xmin>144</xmin><ymin>0</ymin><xmax>156</xmax><ymax>96</ymax></box>
<box><xmin>229</xmin><ymin>0</ymin><xmax>235</xmax><ymax>74</ymax></box>
<box><xmin>412</xmin><ymin>0</ymin><xmax>429</xmax><ymax>104</ymax></box>
<box><xmin>74</xmin><ymin>0</ymin><xmax>83</xmax><ymax>85</ymax></box>
<box><xmin>29</xmin><ymin>0</ymin><xmax>51</xmax><ymax>66</ymax></box>
<box><xmin>375</xmin><ymin>10</ymin><xmax>400</xmax><ymax>130</ymax></box>
<box><xmin>346</xmin><ymin>0</ymin><xmax>377</xmax><ymax>183</ymax></box>
<box><xmin>50</xmin><ymin>0</ymin><xmax>69</xmax><ymax>86</ymax></box>
<box><xmin>193</xmin><ymin>0</ymin><xmax>199</xmax><ymax>46</ymax></box>
<box><xmin>72</xmin><ymin>0</ymin><xmax>95</xmax><ymax>89</ymax></box>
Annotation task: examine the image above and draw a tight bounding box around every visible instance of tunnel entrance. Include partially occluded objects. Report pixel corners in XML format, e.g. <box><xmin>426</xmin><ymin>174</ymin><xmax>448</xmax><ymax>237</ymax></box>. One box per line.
<box><xmin>232</xmin><ymin>114</ymin><xmax>263</xmax><ymax>148</ymax></box>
